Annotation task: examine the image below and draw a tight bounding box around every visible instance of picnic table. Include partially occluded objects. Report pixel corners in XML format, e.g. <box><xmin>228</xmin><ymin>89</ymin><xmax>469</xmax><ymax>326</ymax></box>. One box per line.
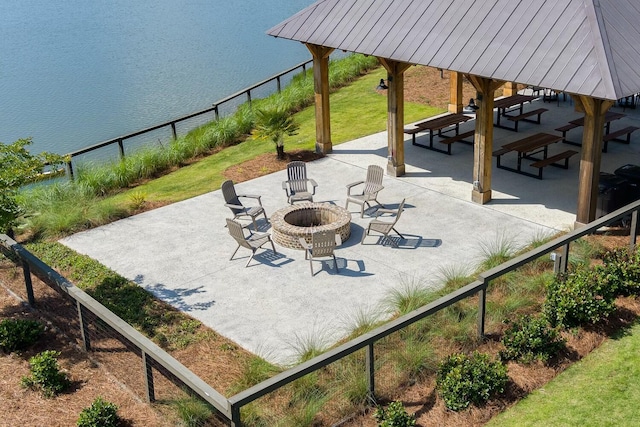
<box><xmin>493</xmin><ymin>132</ymin><xmax>577</xmax><ymax>179</ymax></box>
<box><xmin>557</xmin><ymin>111</ymin><xmax>628</xmax><ymax>150</ymax></box>
<box><xmin>404</xmin><ymin>113</ymin><xmax>472</xmax><ymax>155</ymax></box>
<box><xmin>493</xmin><ymin>95</ymin><xmax>537</xmax><ymax>129</ymax></box>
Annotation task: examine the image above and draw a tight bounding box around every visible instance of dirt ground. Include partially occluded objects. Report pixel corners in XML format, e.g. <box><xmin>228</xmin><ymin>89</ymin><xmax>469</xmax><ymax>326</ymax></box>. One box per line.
<box><xmin>3</xmin><ymin>66</ymin><xmax>637</xmax><ymax>426</ymax></box>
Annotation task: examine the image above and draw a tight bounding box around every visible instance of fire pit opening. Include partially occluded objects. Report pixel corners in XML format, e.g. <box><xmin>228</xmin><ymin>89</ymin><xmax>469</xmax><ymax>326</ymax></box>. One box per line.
<box><xmin>271</xmin><ymin>203</ymin><xmax>351</xmax><ymax>250</ymax></box>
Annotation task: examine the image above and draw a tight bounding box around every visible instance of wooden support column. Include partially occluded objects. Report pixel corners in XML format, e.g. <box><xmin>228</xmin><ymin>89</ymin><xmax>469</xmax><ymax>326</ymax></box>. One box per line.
<box><xmin>574</xmin><ymin>96</ymin><xmax>614</xmax><ymax>226</ymax></box>
<box><xmin>378</xmin><ymin>58</ymin><xmax>412</xmax><ymax>177</ymax></box>
<box><xmin>305</xmin><ymin>44</ymin><xmax>335</xmax><ymax>154</ymax></box>
<box><xmin>503</xmin><ymin>82</ymin><xmax>518</xmax><ymax>97</ymax></box>
<box><xmin>467</xmin><ymin>75</ymin><xmax>504</xmax><ymax>204</ymax></box>
<box><xmin>448</xmin><ymin>71</ymin><xmax>463</xmax><ymax>113</ymax></box>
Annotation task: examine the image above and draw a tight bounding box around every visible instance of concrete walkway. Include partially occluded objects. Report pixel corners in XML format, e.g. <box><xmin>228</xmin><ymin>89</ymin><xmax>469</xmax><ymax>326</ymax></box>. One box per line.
<box><xmin>61</xmin><ymin>94</ymin><xmax>640</xmax><ymax>365</ymax></box>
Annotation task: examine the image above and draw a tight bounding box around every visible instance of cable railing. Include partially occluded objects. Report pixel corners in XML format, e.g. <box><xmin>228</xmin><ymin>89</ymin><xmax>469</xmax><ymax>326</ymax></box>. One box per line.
<box><xmin>63</xmin><ymin>59</ymin><xmax>313</xmax><ymax>178</ymax></box>
<box><xmin>2</xmin><ymin>200</ymin><xmax>638</xmax><ymax>426</ymax></box>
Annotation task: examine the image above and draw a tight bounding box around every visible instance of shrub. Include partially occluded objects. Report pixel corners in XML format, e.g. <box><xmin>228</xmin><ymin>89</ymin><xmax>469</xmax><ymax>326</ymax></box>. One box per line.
<box><xmin>77</xmin><ymin>397</ymin><xmax>121</xmax><ymax>427</ymax></box>
<box><xmin>374</xmin><ymin>401</ymin><xmax>416</xmax><ymax>427</ymax></box>
<box><xmin>0</xmin><ymin>318</ymin><xmax>44</xmax><ymax>352</ymax></box>
<box><xmin>21</xmin><ymin>350</ymin><xmax>71</xmax><ymax>397</ymax></box>
<box><xmin>601</xmin><ymin>247</ymin><xmax>640</xmax><ymax>296</ymax></box>
<box><xmin>544</xmin><ymin>268</ymin><xmax>617</xmax><ymax>328</ymax></box>
<box><xmin>436</xmin><ymin>352</ymin><xmax>508</xmax><ymax>411</ymax></box>
<box><xmin>499</xmin><ymin>315</ymin><xmax>565</xmax><ymax>363</ymax></box>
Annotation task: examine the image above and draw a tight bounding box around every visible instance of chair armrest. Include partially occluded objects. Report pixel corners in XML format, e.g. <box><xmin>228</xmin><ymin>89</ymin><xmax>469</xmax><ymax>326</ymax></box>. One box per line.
<box><xmin>238</xmin><ymin>194</ymin><xmax>263</xmax><ymax>205</ymax></box>
<box><xmin>309</xmin><ymin>179</ymin><xmax>318</xmax><ymax>194</ymax></box>
<box><xmin>282</xmin><ymin>181</ymin><xmax>291</xmax><ymax>195</ymax></box>
<box><xmin>346</xmin><ymin>180</ymin><xmax>364</xmax><ymax>196</ymax></box>
<box><xmin>374</xmin><ymin>207</ymin><xmax>398</xmax><ymax>217</ymax></box>
<box><xmin>346</xmin><ymin>180</ymin><xmax>364</xmax><ymax>189</ymax></box>
<box><xmin>224</xmin><ymin>202</ymin><xmax>245</xmax><ymax>210</ymax></box>
<box><xmin>298</xmin><ymin>238</ymin><xmax>311</xmax><ymax>250</ymax></box>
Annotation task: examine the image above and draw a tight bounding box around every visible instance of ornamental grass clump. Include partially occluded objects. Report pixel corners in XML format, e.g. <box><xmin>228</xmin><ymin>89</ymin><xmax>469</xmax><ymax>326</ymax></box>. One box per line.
<box><xmin>436</xmin><ymin>351</ymin><xmax>508</xmax><ymax>411</ymax></box>
<box><xmin>499</xmin><ymin>315</ymin><xmax>565</xmax><ymax>364</ymax></box>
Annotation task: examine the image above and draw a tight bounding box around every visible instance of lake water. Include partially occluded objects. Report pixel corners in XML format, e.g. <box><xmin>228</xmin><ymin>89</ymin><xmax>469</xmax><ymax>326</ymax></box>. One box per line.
<box><xmin>0</xmin><ymin>0</ymin><xmax>315</xmax><ymax>157</ymax></box>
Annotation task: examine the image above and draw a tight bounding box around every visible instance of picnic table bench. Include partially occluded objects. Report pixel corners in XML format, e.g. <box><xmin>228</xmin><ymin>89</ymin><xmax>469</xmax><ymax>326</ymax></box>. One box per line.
<box><xmin>558</xmin><ymin>111</ymin><xmax>626</xmax><ymax>148</ymax></box>
<box><xmin>404</xmin><ymin>113</ymin><xmax>472</xmax><ymax>155</ymax></box>
<box><xmin>493</xmin><ymin>94</ymin><xmax>537</xmax><ymax>130</ymax></box>
<box><xmin>493</xmin><ymin>132</ymin><xmax>576</xmax><ymax>179</ymax></box>
<box><xmin>602</xmin><ymin>126</ymin><xmax>639</xmax><ymax>152</ymax></box>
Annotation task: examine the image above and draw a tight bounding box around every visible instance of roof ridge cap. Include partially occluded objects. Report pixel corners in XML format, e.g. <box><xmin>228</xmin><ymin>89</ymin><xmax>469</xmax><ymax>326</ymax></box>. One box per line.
<box><xmin>584</xmin><ymin>0</ymin><xmax>619</xmax><ymax>99</ymax></box>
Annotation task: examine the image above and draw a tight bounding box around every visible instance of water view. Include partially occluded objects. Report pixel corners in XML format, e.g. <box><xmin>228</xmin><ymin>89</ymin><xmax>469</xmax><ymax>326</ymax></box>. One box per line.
<box><xmin>0</xmin><ymin>0</ymin><xmax>315</xmax><ymax>157</ymax></box>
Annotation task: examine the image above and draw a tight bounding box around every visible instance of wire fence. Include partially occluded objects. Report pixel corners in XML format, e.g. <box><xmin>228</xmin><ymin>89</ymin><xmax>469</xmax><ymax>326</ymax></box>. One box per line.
<box><xmin>1</xmin><ymin>200</ymin><xmax>639</xmax><ymax>426</ymax></box>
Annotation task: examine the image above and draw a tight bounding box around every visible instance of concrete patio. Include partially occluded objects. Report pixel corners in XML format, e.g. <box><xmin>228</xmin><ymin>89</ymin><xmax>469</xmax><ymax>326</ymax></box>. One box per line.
<box><xmin>61</xmin><ymin>93</ymin><xmax>640</xmax><ymax>365</ymax></box>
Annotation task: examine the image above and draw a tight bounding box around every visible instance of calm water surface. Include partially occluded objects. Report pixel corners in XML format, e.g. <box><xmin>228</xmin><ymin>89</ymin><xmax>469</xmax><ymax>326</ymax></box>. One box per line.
<box><xmin>0</xmin><ymin>0</ymin><xmax>314</xmax><ymax>156</ymax></box>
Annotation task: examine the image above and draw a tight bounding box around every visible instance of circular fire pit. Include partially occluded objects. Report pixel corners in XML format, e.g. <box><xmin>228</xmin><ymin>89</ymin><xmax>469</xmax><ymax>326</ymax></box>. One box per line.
<box><xmin>271</xmin><ymin>202</ymin><xmax>351</xmax><ymax>250</ymax></box>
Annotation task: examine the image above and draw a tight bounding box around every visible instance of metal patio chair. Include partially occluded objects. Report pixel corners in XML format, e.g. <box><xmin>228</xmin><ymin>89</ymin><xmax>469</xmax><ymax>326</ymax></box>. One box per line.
<box><xmin>299</xmin><ymin>229</ymin><xmax>341</xmax><ymax>276</ymax></box>
<box><xmin>226</xmin><ymin>218</ymin><xmax>277</xmax><ymax>267</ymax></box>
<box><xmin>361</xmin><ymin>199</ymin><xmax>406</xmax><ymax>247</ymax></box>
<box><xmin>222</xmin><ymin>180</ymin><xmax>268</xmax><ymax>230</ymax></box>
<box><xmin>345</xmin><ymin>164</ymin><xmax>384</xmax><ymax>217</ymax></box>
<box><xmin>282</xmin><ymin>161</ymin><xmax>317</xmax><ymax>204</ymax></box>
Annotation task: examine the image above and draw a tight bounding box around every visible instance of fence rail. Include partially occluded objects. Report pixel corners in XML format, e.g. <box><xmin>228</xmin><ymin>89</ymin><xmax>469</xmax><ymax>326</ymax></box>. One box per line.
<box><xmin>63</xmin><ymin>59</ymin><xmax>313</xmax><ymax>178</ymax></box>
<box><xmin>1</xmin><ymin>200</ymin><xmax>639</xmax><ymax>426</ymax></box>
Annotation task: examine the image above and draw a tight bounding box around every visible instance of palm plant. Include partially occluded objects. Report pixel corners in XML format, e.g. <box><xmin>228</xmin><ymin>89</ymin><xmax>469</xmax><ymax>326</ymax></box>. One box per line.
<box><xmin>251</xmin><ymin>107</ymin><xmax>300</xmax><ymax>159</ymax></box>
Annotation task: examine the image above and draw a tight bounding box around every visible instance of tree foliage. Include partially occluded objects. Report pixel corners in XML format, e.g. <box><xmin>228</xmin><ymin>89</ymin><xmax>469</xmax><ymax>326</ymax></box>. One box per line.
<box><xmin>250</xmin><ymin>107</ymin><xmax>300</xmax><ymax>159</ymax></box>
<box><xmin>0</xmin><ymin>138</ymin><xmax>65</xmax><ymax>234</ymax></box>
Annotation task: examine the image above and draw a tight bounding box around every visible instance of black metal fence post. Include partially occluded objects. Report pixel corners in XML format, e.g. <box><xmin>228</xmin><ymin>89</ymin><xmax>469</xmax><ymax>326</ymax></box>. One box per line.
<box><xmin>630</xmin><ymin>210</ymin><xmax>638</xmax><ymax>249</ymax></box>
<box><xmin>117</xmin><ymin>139</ymin><xmax>125</xmax><ymax>160</ymax></box>
<box><xmin>142</xmin><ymin>351</ymin><xmax>155</xmax><ymax>403</ymax></box>
<box><xmin>477</xmin><ymin>281</ymin><xmax>488</xmax><ymax>339</ymax></box>
<box><xmin>366</xmin><ymin>343</ymin><xmax>376</xmax><ymax>403</ymax></box>
<box><xmin>21</xmin><ymin>261</ymin><xmax>35</xmax><ymax>306</ymax></box>
<box><xmin>77</xmin><ymin>302</ymin><xmax>91</xmax><ymax>351</ymax></box>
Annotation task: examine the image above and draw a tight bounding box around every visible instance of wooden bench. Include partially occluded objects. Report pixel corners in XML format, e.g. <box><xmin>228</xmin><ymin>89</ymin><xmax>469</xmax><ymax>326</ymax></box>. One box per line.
<box><xmin>439</xmin><ymin>130</ymin><xmax>474</xmax><ymax>146</ymax></box>
<box><xmin>602</xmin><ymin>126</ymin><xmax>639</xmax><ymax>152</ymax></box>
<box><xmin>530</xmin><ymin>150</ymin><xmax>578</xmax><ymax>179</ymax></box>
<box><xmin>555</xmin><ymin>123</ymin><xmax>581</xmax><ymax>144</ymax></box>
<box><xmin>505</xmin><ymin>108</ymin><xmax>548</xmax><ymax>131</ymax></box>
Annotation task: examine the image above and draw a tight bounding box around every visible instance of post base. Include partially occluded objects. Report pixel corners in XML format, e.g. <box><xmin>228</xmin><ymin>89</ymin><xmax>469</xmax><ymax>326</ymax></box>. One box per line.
<box><xmin>472</xmin><ymin>189</ymin><xmax>492</xmax><ymax>204</ymax></box>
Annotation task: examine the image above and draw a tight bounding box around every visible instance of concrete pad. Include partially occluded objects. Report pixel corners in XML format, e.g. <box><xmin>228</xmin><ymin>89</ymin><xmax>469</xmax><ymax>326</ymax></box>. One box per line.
<box><xmin>61</xmin><ymin>94</ymin><xmax>640</xmax><ymax>365</ymax></box>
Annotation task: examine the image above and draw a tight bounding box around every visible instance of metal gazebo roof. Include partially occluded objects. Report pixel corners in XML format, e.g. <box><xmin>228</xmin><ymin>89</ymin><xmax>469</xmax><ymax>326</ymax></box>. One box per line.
<box><xmin>268</xmin><ymin>0</ymin><xmax>640</xmax><ymax>100</ymax></box>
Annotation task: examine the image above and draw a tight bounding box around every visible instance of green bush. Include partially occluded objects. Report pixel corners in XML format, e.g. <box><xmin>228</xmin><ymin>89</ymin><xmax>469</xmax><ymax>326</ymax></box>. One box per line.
<box><xmin>0</xmin><ymin>318</ymin><xmax>44</xmax><ymax>352</ymax></box>
<box><xmin>499</xmin><ymin>315</ymin><xmax>565</xmax><ymax>363</ymax></box>
<box><xmin>77</xmin><ymin>397</ymin><xmax>121</xmax><ymax>427</ymax></box>
<box><xmin>544</xmin><ymin>269</ymin><xmax>617</xmax><ymax>328</ymax></box>
<box><xmin>436</xmin><ymin>352</ymin><xmax>508</xmax><ymax>411</ymax></box>
<box><xmin>601</xmin><ymin>247</ymin><xmax>640</xmax><ymax>296</ymax></box>
<box><xmin>21</xmin><ymin>350</ymin><xmax>71</xmax><ymax>397</ymax></box>
<box><xmin>374</xmin><ymin>401</ymin><xmax>416</xmax><ymax>426</ymax></box>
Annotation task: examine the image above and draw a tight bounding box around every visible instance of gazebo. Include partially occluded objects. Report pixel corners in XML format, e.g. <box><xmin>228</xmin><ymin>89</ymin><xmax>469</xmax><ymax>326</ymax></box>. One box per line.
<box><xmin>268</xmin><ymin>0</ymin><xmax>640</xmax><ymax>225</ymax></box>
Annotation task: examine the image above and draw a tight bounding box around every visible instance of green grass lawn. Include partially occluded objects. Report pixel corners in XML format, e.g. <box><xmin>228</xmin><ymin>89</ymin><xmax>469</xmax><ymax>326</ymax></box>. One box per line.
<box><xmin>105</xmin><ymin>67</ymin><xmax>441</xmax><ymax>205</ymax></box>
<box><xmin>489</xmin><ymin>320</ymin><xmax>640</xmax><ymax>426</ymax></box>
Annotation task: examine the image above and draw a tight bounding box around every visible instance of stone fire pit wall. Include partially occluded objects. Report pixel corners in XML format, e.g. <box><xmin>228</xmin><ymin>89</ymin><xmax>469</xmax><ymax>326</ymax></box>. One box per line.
<box><xmin>271</xmin><ymin>202</ymin><xmax>351</xmax><ymax>250</ymax></box>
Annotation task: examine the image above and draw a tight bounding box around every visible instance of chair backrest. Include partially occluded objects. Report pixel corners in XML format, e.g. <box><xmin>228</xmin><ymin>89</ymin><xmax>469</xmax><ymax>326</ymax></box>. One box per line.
<box><xmin>392</xmin><ymin>199</ymin><xmax>406</xmax><ymax>224</ymax></box>
<box><xmin>226</xmin><ymin>218</ymin><xmax>250</xmax><ymax>249</ymax></box>
<box><xmin>311</xmin><ymin>230</ymin><xmax>337</xmax><ymax>257</ymax></box>
<box><xmin>287</xmin><ymin>161</ymin><xmax>309</xmax><ymax>193</ymax></box>
<box><xmin>222</xmin><ymin>180</ymin><xmax>243</xmax><ymax>215</ymax></box>
<box><xmin>363</xmin><ymin>165</ymin><xmax>384</xmax><ymax>194</ymax></box>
